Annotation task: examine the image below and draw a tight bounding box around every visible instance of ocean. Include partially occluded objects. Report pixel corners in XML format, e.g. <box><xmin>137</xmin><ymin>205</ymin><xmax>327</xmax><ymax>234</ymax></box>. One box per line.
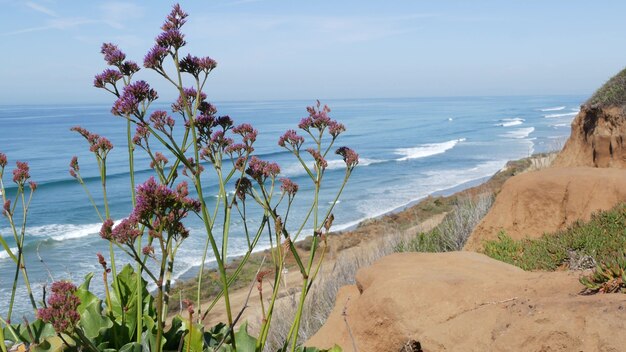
<box><xmin>0</xmin><ymin>95</ymin><xmax>584</xmax><ymax>317</ymax></box>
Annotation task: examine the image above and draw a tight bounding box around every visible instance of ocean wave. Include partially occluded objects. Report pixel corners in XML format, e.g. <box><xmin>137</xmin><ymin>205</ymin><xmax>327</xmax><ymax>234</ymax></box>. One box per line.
<box><xmin>550</xmin><ymin>123</ymin><xmax>568</xmax><ymax>128</ymax></box>
<box><xmin>544</xmin><ymin>112</ymin><xmax>578</xmax><ymax>118</ymax></box>
<box><xmin>395</xmin><ymin>138</ymin><xmax>466</xmax><ymax>161</ymax></box>
<box><xmin>539</xmin><ymin>106</ymin><xmax>565</xmax><ymax>112</ymax></box>
<box><xmin>281</xmin><ymin>157</ymin><xmax>386</xmax><ymax>176</ymax></box>
<box><xmin>495</xmin><ymin>118</ymin><xmax>524</xmax><ymax>127</ymax></box>
<box><xmin>500</xmin><ymin>127</ymin><xmax>535</xmax><ymax>139</ymax></box>
<box><xmin>0</xmin><ymin>247</ymin><xmax>18</xmax><ymax>260</ymax></box>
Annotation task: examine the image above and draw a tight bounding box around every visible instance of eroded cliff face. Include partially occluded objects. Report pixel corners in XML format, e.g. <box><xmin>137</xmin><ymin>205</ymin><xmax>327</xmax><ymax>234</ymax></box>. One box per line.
<box><xmin>554</xmin><ymin>105</ymin><xmax>626</xmax><ymax>168</ymax></box>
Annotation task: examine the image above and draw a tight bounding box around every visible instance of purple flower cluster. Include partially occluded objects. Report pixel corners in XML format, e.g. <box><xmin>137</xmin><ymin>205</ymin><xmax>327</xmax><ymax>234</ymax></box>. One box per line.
<box><xmin>150</xmin><ymin>110</ymin><xmax>176</xmax><ymax>134</ymax></box>
<box><xmin>0</xmin><ymin>152</ymin><xmax>6</xmax><ymax>168</ymax></box>
<box><xmin>306</xmin><ymin>148</ymin><xmax>328</xmax><ymax>170</ymax></box>
<box><xmin>96</xmin><ymin>253</ymin><xmax>109</xmax><ymax>272</ymax></box>
<box><xmin>71</xmin><ymin>126</ymin><xmax>114</xmax><ymax>157</ymax></box>
<box><xmin>162</xmin><ymin>4</ymin><xmax>188</xmax><ymax>31</ymax></box>
<box><xmin>172</xmin><ymin>87</ymin><xmax>206</xmax><ymax>115</ymax></box>
<box><xmin>99</xmin><ymin>219</ymin><xmax>114</xmax><ymax>240</ymax></box>
<box><xmin>235</xmin><ymin>177</ymin><xmax>252</xmax><ymax>200</ymax></box>
<box><xmin>93</xmin><ymin>68</ymin><xmax>123</xmax><ymax>89</ymax></box>
<box><xmin>278</xmin><ymin>129</ymin><xmax>305</xmax><ymax>150</ymax></box>
<box><xmin>37</xmin><ymin>281</ymin><xmax>81</xmax><ymax>334</ymax></box>
<box><xmin>112</xmin><ymin>80</ymin><xmax>158</xmax><ymax>117</ymax></box>
<box><xmin>133</xmin><ymin>123</ymin><xmax>151</xmax><ymax>146</ymax></box>
<box><xmin>111</xmin><ymin>217</ymin><xmax>142</xmax><ymax>244</ymax></box>
<box><xmin>150</xmin><ymin>152</ymin><xmax>169</xmax><ymax>170</ymax></box>
<box><xmin>132</xmin><ymin>177</ymin><xmax>200</xmax><ymax>240</ymax></box>
<box><xmin>179</xmin><ymin>54</ymin><xmax>217</xmax><ymax>77</ymax></box>
<box><xmin>12</xmin><ymin>161</ymin><xmax>30</xmax><ymax>185</ymax></box>
<box><xmin>98</xmin><ymin>43</ymin><xmax>139</xmax><ymax>80</ymax></box>
<box><xmin>280</xmin><ymin>178</ymin><xmax>299</xmax><ymax>196</ymax></box>
<box><xmin>335</xmin><ymin>146</ymin><xmax>359</xmax><ymax>168</ymax></box>
<box><xmin>246</xmin><ymin>157</ymin><xmax>281</xmax><ymax>183</ymax></box>
<box><xmin>69</xmin><ymin>156</ymin><xmax>79</xmax><ymax>178</ymax></box>
<box><xmin>144</xmin><ymin>45</ymin><xmax>169</xmax><ymax>70</ymax></box>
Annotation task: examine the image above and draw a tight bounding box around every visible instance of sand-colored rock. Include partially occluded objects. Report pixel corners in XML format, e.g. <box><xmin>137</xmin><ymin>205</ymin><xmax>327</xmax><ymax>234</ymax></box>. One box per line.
<box><xmin>463</xmin><ymin>167</ymin><xmax>626</xmax><ymax>251</ymax></box>
<box><xmin>307</xmin><ymin>252</ymin><xmax>626</xmax><ymax>351</ymax></box>
<box><xmin>554</xmin><ymin>106</ymin><xmax>626</xmax><ymax>168</ymax></box>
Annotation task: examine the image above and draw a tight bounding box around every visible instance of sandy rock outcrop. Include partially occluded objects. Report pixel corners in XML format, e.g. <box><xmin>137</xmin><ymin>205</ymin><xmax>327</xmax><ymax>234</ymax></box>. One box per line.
<box><xmin>463</xmin><ymin>167</ymin><xmax>626</xmax><ymax>250</ymax></box>
<box><xmin>307</xmin><ymin>252</ymin><xmax>626</xmax><ymax>352</ymax></box>
<box><xmin>554</xmin><ymin>106</ymin><xmax>626</xmax><ymax>168</ymax></box>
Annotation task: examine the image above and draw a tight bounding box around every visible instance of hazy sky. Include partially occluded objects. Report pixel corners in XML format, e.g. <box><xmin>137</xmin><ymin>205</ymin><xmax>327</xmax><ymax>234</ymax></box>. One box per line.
<box><xmin>1</xmin><ymin>0</ymin><xmax>625</xmax><ymax>104</ymax></box>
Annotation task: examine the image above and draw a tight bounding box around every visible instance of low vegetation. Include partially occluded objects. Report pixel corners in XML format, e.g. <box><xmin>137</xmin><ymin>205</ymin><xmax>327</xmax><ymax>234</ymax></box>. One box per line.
<box><xmin>396</xmin><ymin>194</ymin><xmax>494</xmax><ymax>253</ymax></box>
<box><xmin>483</xmin><ymin>203</ymin><xmax>626</xmax><ymax>271</ymax></box>
<box><xmin>586</xmin><ymin>67</ymin><xmax>626</xmax><ymax>108</ymax></box>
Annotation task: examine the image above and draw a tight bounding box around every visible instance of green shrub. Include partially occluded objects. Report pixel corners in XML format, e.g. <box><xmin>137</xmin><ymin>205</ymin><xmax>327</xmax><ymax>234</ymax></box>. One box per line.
<box><xmin>580</xmin><ymin>255</ymin><xmax>626</xmax><ymax>294</ymax></box>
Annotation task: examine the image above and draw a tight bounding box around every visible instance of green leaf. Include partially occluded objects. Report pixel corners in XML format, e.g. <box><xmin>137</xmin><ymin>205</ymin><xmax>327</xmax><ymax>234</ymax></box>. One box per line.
<box><xmin>233</xmin><ymin>322</ymin><xmax>257</xmax><ymax>352</ymax></box>
<box><xmin>76</xmin><ymin>273</ymin><xmax>100</xmax><ymax>315</ymax></box>
<box><xmin>32</xmin><ymin>336</ymin><xmax>68</xmax><ymax>352</ymax></box>
<box><xmin>180</xmin><ymin>315</ymin><xmax>204</xmax><ymax>352</ymax></box>
<box><xmin>79</xmin><ymin>302</ymin><xmax>113</xmax><ymax>340</ymax></box>
<box><xmin>119</xmin><ymin>342</ymin><xmax>143</xmax><ymax>352</ymax></box>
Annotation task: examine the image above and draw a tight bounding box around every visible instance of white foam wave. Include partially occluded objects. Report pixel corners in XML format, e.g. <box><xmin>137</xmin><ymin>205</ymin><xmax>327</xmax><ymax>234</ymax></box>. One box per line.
<box><xmin>500</xmin><ymin>127</ymin><xmax>535</xmax><ymax>139</ymax></box>
<box><xmin>544</xmin><ymin>112</ymin><xmax>577</xmax><ymax>118</ymax></box>
<box><xmin>395</xmin><ymin>138</ymin><xmax>465</xmax><ymax>161</ymax></box>
<box><xmin>495</xmin><ymin>118</ymin><xmax>524</xmax><ymax>127</ymax></box>
<box><xmin>539</xmin><ymin>106</ymin><xmax>565</xmax><ymax>112</ymax></box>
<box><xmin>0</xmin><ymin>247</ymin><xmax>18</xmax><ymax>260</ymax></box>
<box><xmin>281</xmin><ymin>157</ymin><xmax>385</xmax><ymax>176</ymax></box>
<box><xmin>550</xmin><ymin>123</ymin><xmax>568</xmax><ymax>128</ymax></box>
<box><xmin>13</xmin><ymin>221</ymin><xmax>123</xmax><ymax>242</ymax></box>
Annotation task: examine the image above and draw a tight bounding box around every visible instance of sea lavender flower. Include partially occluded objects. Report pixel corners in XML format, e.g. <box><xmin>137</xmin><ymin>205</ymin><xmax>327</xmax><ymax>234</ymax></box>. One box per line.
<box><xmin>132</xmin><ymin>177</ymin><xmax>200</xmax><ymax>239</ymax></box>
<box><xmin>161</xmin><ymin>3</ymin><xmax>188</xmax><ymax>31</ymax></box>
<box><xmin>328</xmin><ymin>120</ymin><xmax>346</xmax><ymax>138</ymax></box>
<box><xmin>235</xmin><ymin>177</ymin><xmax>252</xmax><ymax>201</ymax></box>
<box><xmin>299</xmin><ymin>101</ymin><xmax>332</xmax><ymax>131</ymax></box>
<box><xmin>336</xmin><ymin>146</ymin><xmax>359</xmax><ymax>169</ymax></box>
<box><xmin>28</xmin><ymin>181</ymin><xmax>37</xmax><ymax>191</ymax></box>
<box><xmin>111</xmin><ymin>217</ymin><xmax>141</xmax><ymax>244</ymax></box>
<box><xmin>0</xmin><ymin>152</ymin><xmax>7</xmax><ymax>168</ymax></box>
<box><xmin>100</xmin><ymin>219</ymin><xmax>114</xmax><ymax>240</ymax></box>
<box><xmin>233</xmin><ymin>123</ymin><xmax>257</xmax><ymax>146</ymax></box>
<box><xmin>93</xmin><ymin>68</ymin><xmax>123</xmax><ymax>89</ymax></box>
<box><xmin>179</xmin><ymin>54</ymin><xmax>217</xmax><ymax>77</ymax></box>
<box><xmin>144</xmin><ymin>45</ymin><xmax>169</xmax><ymax>70</ymax></box>
<box><xmin>133</xmin><ymin>123</ymin><xmax>150</xmax><ymax>146</ymax></box>
<box><xmin>142</xmin><ymin>245</ymin><xmax>155</xmax><ymax>256</ymax></box>
<box><xmin>216</xmin><ymin>115</ymin><xmax>233</xmax><ymax>130</ymax></box>
<box><xmin>280</xmin><ymin>178</ymin><xmax>299</xmax><ymax>196</ymax></box>
<box><xmin>112</xmin><ymin>80</ymin><xmax>158</xmax><ymax>117</ymax></box>
<box><xmin>96</xmin><ymin>253</ymin><xmax>109</xmax><ymax>272</ymax></box>
<box><xmin>171</xmin><ymin>87</ymin><xmax>206</xmax><ymax>114</ymax></box>
<box><xmin>306</xmin><ymin>148</ymin><xmax>328</xmax><ymax>170</ymax></box>
<box><xmin>12</xmin><ymin>161</ymin><xmax>30</xmax><ymax>184</ymax></box>
<box><xmin>156</xmin><ymin>29</ymin><xmax>186</xmax><ymax>50</ymax></box>
<box><xmin>150</xmin><ymin>110</ymin><xmax>175</xmax><ymax>133</ymax></box>
<box><xmin>246</xmin><ymin>156</ymin><xmax>281</xmax><ymax>182</ymax></box>
<box><xmin>37</xmin><ymin>281</ymin><xmax>81</xmax><ymax>334</ymax></box>
<box><xmin>71</xmin><ymin>127</ymin><xmax>114</xmax><ymax>157</ymax></box>
<box><xmin>69</xmin><ymin>156</ymin><xmax>79</xmax><ymax>178</ymax></box>
<box><xmin>119</xmin><ymin>60</ymin><xmax>140</xmax><ymax>76</ymax></box>
<box><xmin>150</xmin><ymin>152</ymin><xmax>169</xmax><ymax>170</ymax></box>
<box><xmin>101</xmin><ymin>43</ymin><xmax>126</xmax><ymax>66</ymax></box>
<box><xmin>278</xmin><ymin>129</ymin><xmax>305</xmax><ymax>150</ymax></box>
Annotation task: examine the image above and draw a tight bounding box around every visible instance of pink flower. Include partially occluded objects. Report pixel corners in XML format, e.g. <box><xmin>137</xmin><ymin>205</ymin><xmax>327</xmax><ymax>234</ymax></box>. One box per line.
<box><xmin>336</xmin><ymin>147</ymin><xmax>359</xmax><ymax>168</ymax></box>
<box><xmin>12</xmin><ymin>161</ymin><xmax>30</xmax><ymax>184</ymax></box>
<box><xmin>37</xmin><ymin>281</ymin><xmax>81</xmax><ymax>334</ymax></box>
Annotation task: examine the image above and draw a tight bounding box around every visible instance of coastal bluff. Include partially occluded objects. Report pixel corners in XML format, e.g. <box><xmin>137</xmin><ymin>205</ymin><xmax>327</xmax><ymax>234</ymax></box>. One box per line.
<box><xmin>306</xmin><ymin>252</ymin><xmax>626</xmax><ymax>351</ymax></box>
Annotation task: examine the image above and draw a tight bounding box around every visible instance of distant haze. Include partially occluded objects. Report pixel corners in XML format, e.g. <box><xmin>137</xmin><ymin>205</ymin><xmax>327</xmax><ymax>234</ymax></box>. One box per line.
<box><xmin>1</xmin><ymin>0</ymin><xmax>625</xmax><ymax>104</ymax></box>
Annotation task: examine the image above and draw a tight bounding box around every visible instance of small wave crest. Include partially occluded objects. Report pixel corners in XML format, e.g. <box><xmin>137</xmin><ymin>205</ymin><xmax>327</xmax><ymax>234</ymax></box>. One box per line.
<box><xmin>500</xmin><ymin>127</ymin><xmax>535</xmax><ymax>139</ymax></box>
<box><xmin>544</xmin><ymin>112</ymin><xmax>577</xmax><ymax>118</ymax></box>
<box><xmin>395</xmin><ymin>138</ymin><xmax>466</xmax><ymax>161</ymax></box>
<box><xmin>0</xmin><ymin>247</ymin><xmax>18</xmax><ymax>260</ymax></box>
<box><xmin>495</xmin><ymin>118</ymin><xmax>524</xmax><ymax>127</ymax></box>
<box><xmin>281</xmin><ymin>157</ymin><xmax>386</xmax><ymax>176</ymax></box>
<box><xmin>539</xmin><ymin>106</ymin><xmax>565</xmax><ymax>112</ymax></box>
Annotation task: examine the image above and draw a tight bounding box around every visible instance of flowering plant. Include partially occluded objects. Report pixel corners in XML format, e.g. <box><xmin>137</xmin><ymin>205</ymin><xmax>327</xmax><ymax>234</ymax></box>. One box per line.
<box><xmin>1</xmin><ymin>3</ymin><xmax>356</xmax><ymax>352</ymax></box>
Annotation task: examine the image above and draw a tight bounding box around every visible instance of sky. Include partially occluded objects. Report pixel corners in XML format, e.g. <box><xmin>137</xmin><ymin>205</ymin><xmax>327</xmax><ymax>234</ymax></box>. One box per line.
<box><xmin>1</xmin><ymin>0</ymin><xmax>626</xmax><ymax>104</ymax></box>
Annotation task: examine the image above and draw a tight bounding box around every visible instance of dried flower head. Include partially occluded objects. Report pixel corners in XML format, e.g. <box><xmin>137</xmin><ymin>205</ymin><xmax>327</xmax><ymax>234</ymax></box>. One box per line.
<box><xmin>235</xmin><ymin>177</ymin><xmax>252</xmax><ymax>201</ymax></box>
<box><xmin>150</xmin><ymin>152</ymin><xmax>169</xmax><ymax>170</ymax></box>
<box><xmin>2</xmin><ymin>200</ymin><xmax>10</xmax><ymax>217</ymax></box>
<box><xmin>299</xmin><ymin>100</ymin><xmax>332</xmax><ymax>131</ymax></box>
<box><xmin>37</xmin><ymin>281</ymin><xmax>81</xmax><ymax>334</ymax></box>
<box><xmin>71</xmin><ymin>127</ymin><xmax>114</xmax><ymax>157</ymax></box>
<box><xmin>245</xmin><ymin>156</ymin><xmax>281</xmax><ymax>182</ymax></box>
<box><xmin>142</xmin><ymin>245</ymin><xmax>155</xmax><ymax>256</ymax></box>
<box><xmin>306</xmin><ymin>148</ymin><xmax>328</xmax><ymax>170</ymax></box>
<box><xmin>278</xmin><ymin>129</ymin><xmax>304</xmax><ymax>150</ymax></box>
<box><xmin>0</xmin><ymin>152</ymin><xmax>7</xmax><ymax>168</ymax></box>
<box><xmin>96</xmin><ymin>252</ymin><xmax>109</xmax><ymax>272</ymax></box>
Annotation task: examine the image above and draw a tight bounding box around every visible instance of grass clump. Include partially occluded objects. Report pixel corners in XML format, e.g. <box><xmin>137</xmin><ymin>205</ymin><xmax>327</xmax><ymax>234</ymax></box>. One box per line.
<box><xmin>586</xmin><ymin>67</ymin><xmax>626</xmax><ymax>108</ymax></box>
<box><xmin>396</xmin><ymin>194</ymin><xmax>494</xmax><ymax>253</ymax></box>
<box><xmin>483</xmin><ymin>203</ymin><xmax>626</xmax><ymax>271</ymax></box>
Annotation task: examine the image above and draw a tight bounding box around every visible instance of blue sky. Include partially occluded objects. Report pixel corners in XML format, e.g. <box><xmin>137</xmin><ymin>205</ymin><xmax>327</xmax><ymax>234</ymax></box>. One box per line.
<box><xmin>1</xmin><ymin>0</ymin><xmax>625</xmax><ymax>104</ymax></box>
